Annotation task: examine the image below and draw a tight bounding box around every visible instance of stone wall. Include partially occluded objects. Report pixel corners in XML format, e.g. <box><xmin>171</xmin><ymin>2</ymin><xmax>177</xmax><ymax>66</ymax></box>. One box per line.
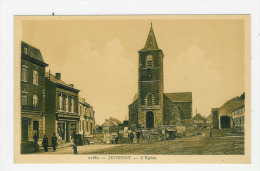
<box><xmin>129</xmin><ymin>99</ymin><xmax>139</xmax><ymax>125</ymax></box>
<box><xmin>163</xmin><ymin>95</ymin><xmax>181</xmax><ymax>125</ymax></box>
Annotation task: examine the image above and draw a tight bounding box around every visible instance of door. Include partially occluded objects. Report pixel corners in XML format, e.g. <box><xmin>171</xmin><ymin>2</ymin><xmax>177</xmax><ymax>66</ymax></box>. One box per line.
<box><xmin>33</xmin><ymin>121</ymin><xmax>39</xmax><ymax>137</ymax></box>
<box><xmin>220</xmin><ymin>116</ymin><xmax>231</xmax><ymax>129</ymax></box>
<box><xmin>146</xmin><ymin>111</ymin><xmax>154</xmax><ymax>128</ymax></box>
<box><xmin>21</xmin><ymin>119</ymin><xmax>28</xmax><ymax>142</ymax></box>
<box><xmin>66</xmin><ymin>122</ymin><xmax>70</xmax><ymax>142</ymax></box>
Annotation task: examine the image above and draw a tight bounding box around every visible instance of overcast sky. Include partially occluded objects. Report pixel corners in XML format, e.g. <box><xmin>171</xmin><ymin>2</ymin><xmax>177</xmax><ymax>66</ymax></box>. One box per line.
<box><xmin>22</xmin><ymin>16</ymin><xmax>245</xmax><ymax>124</ymax></box>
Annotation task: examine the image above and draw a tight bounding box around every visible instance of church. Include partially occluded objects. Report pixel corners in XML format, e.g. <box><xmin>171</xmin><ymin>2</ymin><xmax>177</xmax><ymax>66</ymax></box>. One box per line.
<box><xmin>128</xmin><ymin>24</ymin><xmax>192</xmax><ymax>128</ymax></box>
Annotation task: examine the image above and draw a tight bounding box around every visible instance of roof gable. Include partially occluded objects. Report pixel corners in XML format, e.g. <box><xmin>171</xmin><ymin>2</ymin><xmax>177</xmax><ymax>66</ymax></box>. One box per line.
<box><xmin>193</xmin><ymin>113</ymin><xmax>206</xmax><ymax>120</ymax></box>
<box><xmin>218</xmin><ymin>96</ymin><xmax>244</xmax><ymax>114</ymax></box>
<box><xmin>45</xmin><ymin>72</ymin><xmax>80</xmax><ymax>92</ymax></box>
<box><xmin>21</xmin><ymin>41</ymin><xmax>45</xmax><ymax>63</ymax></box>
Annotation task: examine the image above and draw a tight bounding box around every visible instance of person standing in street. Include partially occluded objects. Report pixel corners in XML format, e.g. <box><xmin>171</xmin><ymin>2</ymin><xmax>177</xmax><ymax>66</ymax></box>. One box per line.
<box><xmin>129</xmin><ymin>131</ymin><xmax>134</xmax><ymax>144</ymax></box>
<box><xmin>52</xmin><ymin>133</ymin><xmax>57</xmax><ymax>152</ymax></box>
<box><xmin>136</xmin><ymin>130</ymin><xmax>141</xmax><ymax>143</ymax></box>
<box><xmin>42</xmin><ymin>134</ymin><xmax>48</xmax><ymax>152</ymax></box>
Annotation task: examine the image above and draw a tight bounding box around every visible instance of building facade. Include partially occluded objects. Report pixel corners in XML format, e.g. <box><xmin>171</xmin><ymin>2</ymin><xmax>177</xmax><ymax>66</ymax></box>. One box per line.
<box><xmin>45</xmin><ymin>72</ymin><xmax>80</xmax><ymax>145</ymax></box>
<box><xmin>192</xmin><ymin>113</ymin><xmax>206</xmax><ymax>128</ymax></box>
<box><xmin>78</xmin><ymin>97</ymin><xmax>95</xmax><ymax>138</ymax></box>
<box><xmin>21</xmin><ymin>41</ymin><xmax>48</xmax><ymax>143</ymax></box>
<box><xmin>129</xmin><ymin>25</ymin><xmax>192</xmax><ymax>128</ymax></box>
<box><xmin>231</xmin><ymin>105</ymin><xmax>245</xmax><ymax>128</ymax></box>
<box><xmin>212</xmin><ymin>93</ymin><xmax>245</xmax><ymax>129</ymax></box>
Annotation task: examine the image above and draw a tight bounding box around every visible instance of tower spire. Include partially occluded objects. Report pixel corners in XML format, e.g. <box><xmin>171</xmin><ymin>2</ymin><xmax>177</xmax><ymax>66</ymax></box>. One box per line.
<box><xmin>142</xmin><ymin>23</ymin><xmax>159</xmax><ymax>50</ymax></box>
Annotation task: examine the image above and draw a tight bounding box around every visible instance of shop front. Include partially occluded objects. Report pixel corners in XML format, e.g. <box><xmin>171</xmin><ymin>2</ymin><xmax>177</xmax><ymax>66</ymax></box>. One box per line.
<box><xmin>55</xmin><ymin>113</ymin><xmax>79</xmax><ymax>144</ymax></box>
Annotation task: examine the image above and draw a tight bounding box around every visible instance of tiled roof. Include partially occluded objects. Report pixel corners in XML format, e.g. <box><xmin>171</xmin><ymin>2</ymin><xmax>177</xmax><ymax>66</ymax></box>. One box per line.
<box><xmin>21</xmin><ymin>41</ymin><xmax>45</xmax><ymax>63</ymax></box>
<box><xmin>164</xmin><ymin>92</ymin><xmax>192</xmax><ymax>102</ymax></box>
<box><xmin>45</xmin><ymin>72</ymin><xmax>79</xmax><ymax>91</ymax></box>
<box><xmin>193</xmin><ymin>113</ymin><xmax>206</xmax><ymax>121</ymax></box>
<box><xmin>218</xmin><ymin>95</ymin><xmax>244</xmax><ymax>114</ymax></box>
<box><xmin>102</xmin><ymin>117</ymin><xmax>122</xmax><ymax>127</ymax></box>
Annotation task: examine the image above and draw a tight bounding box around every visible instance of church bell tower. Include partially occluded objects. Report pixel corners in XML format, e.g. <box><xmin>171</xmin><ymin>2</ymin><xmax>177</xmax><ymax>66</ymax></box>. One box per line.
<box><xmin>138</xmin><ymin>23</ymin><xmax>164</xmax><ymax>128</ymax></box>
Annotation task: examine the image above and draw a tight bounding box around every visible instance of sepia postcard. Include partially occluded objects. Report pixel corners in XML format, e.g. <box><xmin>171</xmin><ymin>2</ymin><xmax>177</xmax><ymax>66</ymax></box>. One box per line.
<box><xmin>14</xmin><ymin>15</ymin><xmax>251</xmax><ymax>164</ymax></box>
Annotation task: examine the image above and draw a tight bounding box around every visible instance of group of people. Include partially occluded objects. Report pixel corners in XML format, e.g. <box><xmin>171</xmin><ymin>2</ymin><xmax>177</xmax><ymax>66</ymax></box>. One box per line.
<box><xmin>33</xmin><ymin>133</ymin><xmax>58</xmax><ymax>152</ymax></box>
<box><xmin>128</xmin><ymin>130</ymin><xmax>141</xmax><ymax>144</ymax></box>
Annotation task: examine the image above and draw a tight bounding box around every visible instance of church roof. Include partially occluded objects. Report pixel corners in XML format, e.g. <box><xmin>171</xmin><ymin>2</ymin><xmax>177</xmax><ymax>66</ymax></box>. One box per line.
<box><xmin>164</xmin><ymin>92</ymin><xmax>192</xmax><ymax>102</ymax></box>
<box><xmin>132</xmin><ymin>93</ymin><xmax>139</xmax><ymax>102</ymax></box>
<box><xmin>141</xmin><ymin>24</ymin><xmax>160</xmax><ymax>51</ymax></box>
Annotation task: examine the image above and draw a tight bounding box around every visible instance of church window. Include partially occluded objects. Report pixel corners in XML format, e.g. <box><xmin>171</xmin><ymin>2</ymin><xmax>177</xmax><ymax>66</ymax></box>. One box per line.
<box><xmin>146</xmin><ymin>54</ymin><xmax>153</xmax><ymax>68</ymax></box>
<box><xmin>146</xmin><ymin>93</ymin><xmax>154</xmax><ymax>106</ymax></box>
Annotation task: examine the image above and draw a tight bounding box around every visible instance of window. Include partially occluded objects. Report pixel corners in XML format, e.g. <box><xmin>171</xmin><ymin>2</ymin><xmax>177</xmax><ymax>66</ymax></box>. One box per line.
<box><xmin>90</xmin><ymin>122</ymin><xmax>93</xmax><ymax>134</ymax></box>
<box><xmin>80</xmin><ymin>105</ymin><xmax>82</xmax><ymax>115</ymax></box>
<box><xmin>146</xmin><ymin>54</ymin><xmax>153</xmax><ymax>68</ymax></box>
<box><xmin>33</xmin><ymin>121</ymin><xmax>39</xmax><ymax>136</ymax></box>
<box><xmin>59</xmin><ymin>95</ymin><xmax>63</xmax><ymax>111</ymax></box>
<box><xmin>33</xmin><ymin>70</ymin><xmax>38</xmax><ymax>85</ymax></box>
<box><xmin>33</xmin><ymin>94</ymin><xmax>38</xmax><ymax>108</ymax></box>
<box><xmin>146</xmin><ymin>93</ymin><xmax>153</xmax><ymax>106</ymax></box>
<box><xmin>21</xmin><ymin>93</ymin><xmax>28</xmax><ymax>106</ymax></box>
<box><xmin>65</xmin><ymin>97</ymin><xmax>68</xmax><ymax>112</ymax></box>
<box><xmin>71</xmin><ymin>98</ymin><xmax>74</xmax><ymax>113</ymax></box>
<box><xmin>21</xmin><ymin>66</ymin><xmax>28</xmax><ymax>82</ymax></box>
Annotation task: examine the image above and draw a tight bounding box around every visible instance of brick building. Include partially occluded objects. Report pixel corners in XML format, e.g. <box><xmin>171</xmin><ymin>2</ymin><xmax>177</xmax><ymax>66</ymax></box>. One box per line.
<box><xmin>45</xmin><ymin>72</ymin><xmax>80</xmax><ymax>145</ymax></box>
<box><xmin>21</xmin><ymin>41</ymin><xmax>48</xmax><ymax>142</ymax></box>
<box><xmin>78</xmin><ymin>97</ymin><xmax>95</xmax><ymax>138</ymax></box>
<box><xmin>129</xmin><ymin>25</ymin><xmax>192</xmax><ymax>128</ymax></box>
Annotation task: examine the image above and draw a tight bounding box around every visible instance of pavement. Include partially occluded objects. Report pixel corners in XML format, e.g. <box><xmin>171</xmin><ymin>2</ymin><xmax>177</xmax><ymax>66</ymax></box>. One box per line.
<box><xmin>37</xmin><ymin>144</ymin><xmax>125</xmax><ymax>154</ymax></box>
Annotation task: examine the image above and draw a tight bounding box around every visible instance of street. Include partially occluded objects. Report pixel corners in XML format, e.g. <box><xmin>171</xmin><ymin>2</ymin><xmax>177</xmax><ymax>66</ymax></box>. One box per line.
<box><xmin>34</xmin><ymin>129</ymin><xmax>244</xmax><ymax>155</ymax></box>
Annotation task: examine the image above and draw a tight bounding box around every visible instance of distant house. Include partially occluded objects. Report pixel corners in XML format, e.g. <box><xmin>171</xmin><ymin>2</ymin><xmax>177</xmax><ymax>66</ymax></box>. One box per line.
<box><xmin>192</xmin><ymin>113</ymin><xmax>207</xmax><ymax>128</ymax></box>
<box><xmin>206</xmin><ymin>114</ymin><xmax>213</xmax><ymax>128</ymax></box>
<box><xmin>212</xmin><ymin>93</ymin><xmax>245</xmax><ymax>129</ymax></box>
<box><xmin>102</xmin><ymin>117</ymin><xmax>123</xmax><ymax>133</ymax></box>
<box><xmin>78</xmin><ymin>97</ymin><xmax>95</xmax><ymax>138</ymax></box>
<box><xmin>102</xmin><ymin>117</ymin><xmax>122</xmax><ymax>127</ymax></box>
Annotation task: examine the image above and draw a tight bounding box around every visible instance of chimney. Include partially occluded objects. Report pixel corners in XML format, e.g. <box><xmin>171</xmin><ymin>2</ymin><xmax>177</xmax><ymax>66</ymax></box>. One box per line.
<box><xmin>55</xmin><ymin>73</ymin><xmax>61</xmax><ymax>80</ymax></box>
<box><xmin>69</xmin><ymin>84</ymin><xmax>74</xmax><ymax>88</ymax></box>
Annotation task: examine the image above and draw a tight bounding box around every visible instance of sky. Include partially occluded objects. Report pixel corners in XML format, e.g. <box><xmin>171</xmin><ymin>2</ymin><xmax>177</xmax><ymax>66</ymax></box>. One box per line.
<box><xmin>22</xmin><ymin>16</ymin><xmax>245</xmax><ymax>124</ymax></box>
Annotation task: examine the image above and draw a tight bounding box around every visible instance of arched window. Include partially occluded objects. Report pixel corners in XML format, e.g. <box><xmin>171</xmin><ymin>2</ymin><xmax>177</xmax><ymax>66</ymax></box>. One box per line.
<box><xmin>146</xmin><ymin>54</ymin><xmax>153</xmax><ymax>68</ymax></box>
<box><xmin>146</xmin><ymin>93</ymin><xmax>153</xmax><ymax>106</ymax></box>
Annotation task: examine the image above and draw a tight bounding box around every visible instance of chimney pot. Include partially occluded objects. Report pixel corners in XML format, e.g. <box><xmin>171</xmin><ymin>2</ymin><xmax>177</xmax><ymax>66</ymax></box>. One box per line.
<box><xmin>55</xmin><ymin>73</ymin><xmax>61</xmax><ymax>80</ymax></box>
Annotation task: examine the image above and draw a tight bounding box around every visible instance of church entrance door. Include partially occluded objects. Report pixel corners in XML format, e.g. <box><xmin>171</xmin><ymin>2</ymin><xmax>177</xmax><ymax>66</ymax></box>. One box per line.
<box><xmin>146</xmin><ymin>111</ymin><xmax>154</xmax><ymax>128</ymax></box>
